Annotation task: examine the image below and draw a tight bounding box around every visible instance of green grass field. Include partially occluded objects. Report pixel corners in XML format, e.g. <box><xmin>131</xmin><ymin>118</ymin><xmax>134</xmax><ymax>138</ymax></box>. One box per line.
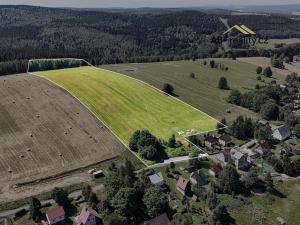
<box><xmin>35</xmin><ymin>66</ymin><xmax>217</xmax><ymax>144</ymax></box>
<box><xmin>103</xmin><ymin>59</ymin><xmax>285</xmax><ymax>123</ymax></box>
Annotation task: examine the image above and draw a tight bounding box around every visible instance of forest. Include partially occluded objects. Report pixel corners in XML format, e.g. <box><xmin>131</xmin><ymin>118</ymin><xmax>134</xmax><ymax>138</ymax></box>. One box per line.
<box><xmin>0</xmin><ymin>5</ymin><xmax>300</xmax><ymax>75</ymax></box>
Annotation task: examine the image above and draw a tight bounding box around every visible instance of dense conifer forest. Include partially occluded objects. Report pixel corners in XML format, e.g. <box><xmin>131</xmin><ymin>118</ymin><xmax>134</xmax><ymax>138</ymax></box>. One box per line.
<box><xmin>0</xmin><ymin>5</ymin><xmax>300</xmax><ymax>75</ymax></box>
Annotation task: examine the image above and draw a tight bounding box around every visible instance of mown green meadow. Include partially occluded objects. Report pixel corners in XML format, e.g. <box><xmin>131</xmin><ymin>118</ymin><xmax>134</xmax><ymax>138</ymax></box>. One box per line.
<box><xmin>103</xmin><ymin>59</ymin><xmax>285</xmax><ymax>123</ymax></box>
<box><xmin>35</xmin><ymin>66</ymin><xmax>217</xmax><ymax>144</ymax></box>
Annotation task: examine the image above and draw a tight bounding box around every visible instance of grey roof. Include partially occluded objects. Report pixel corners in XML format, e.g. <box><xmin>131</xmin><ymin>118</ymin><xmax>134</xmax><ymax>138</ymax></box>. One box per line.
<box><xmin>190</xmin><ymin>171</ymin><xmax>206</xmax><ymax>185</ymax></box>
<box><xmin>149</xmin><ymin>172</ymin><xmax>164</xmax><ymax>185</ymax></box>
<box><xmin>230</xmin><ymin>148</ymin><xmax>245</xmax><ymax>160</ymax></box>
<box><xmin>274</xmin><ymin>125</ymin><xmax>291</xmax><ymax>138</ymax></box>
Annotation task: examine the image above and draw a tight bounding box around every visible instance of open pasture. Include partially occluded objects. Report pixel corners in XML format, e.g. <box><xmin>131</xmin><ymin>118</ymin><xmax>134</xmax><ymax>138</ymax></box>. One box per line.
<box><xmin>103</xmin><ymin>59</ymin><xmax>285</xmax><ymax>123</ymax></box>
<box><xmin>35</xmin><ymin>66</ymin><xmax>218</xmax><ymax>144</ymax></box>
<box><xmin>0</xmin><ymin>74</ymin><xmax>125</xmax><ymax>198</ymax></box>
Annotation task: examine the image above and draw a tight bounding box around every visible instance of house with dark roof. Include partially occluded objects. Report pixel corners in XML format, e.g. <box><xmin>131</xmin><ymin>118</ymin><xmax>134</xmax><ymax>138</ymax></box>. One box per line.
<box><xmin>176</xmin><ymin>176</ymin><xmax>189</xmax><ymax>195</ymax></box>
<box><xmin>218</xmin><ymin>134</ymin><xmax>232</xmax><ymax>147</ymax></box>
<box><xmin>209</xmin><ymin>164</ymin><xmax>223</xmax><ymax>177</ymax></box>
<box><xmin>149</xmin><ymin>172</ymin><xmax>164</xmax><ymax>187</ymax></box>
<box><xmin>140</xmin><ymin>213</ymin><xmax>171</xmax><ymax>225</ymax></box>
<box><xmin>272</xmin><ymin>125</ymin><xmax>291</xmax><ymax>141</ymax></box>
<box><xmin>230</xmin><ymin>148</ymin><xmax>250</xmax><ymax>170</ymax></box>
<box><xmin>256</xmin><ymin>141</ymin><xmax>271</xmax><ymax>156</ymax></box>
<box><xmin>46</xmin><ymin>206</ymin><xmax>65</xmax><ymax>225</ymax></box>
<box><xmin>77</xmin><ymin>207</ymin><xmax>101</xmax><ymax>225</ymax></box>
<box><xmin>204</xmin><ymin>135</ymin><xmax>218</xmax><ymax>148</ymax></box>
<box><xmin>190</xmin><ymin>171</ymin><xmax>206</xmax><ymax>186</ymax></box>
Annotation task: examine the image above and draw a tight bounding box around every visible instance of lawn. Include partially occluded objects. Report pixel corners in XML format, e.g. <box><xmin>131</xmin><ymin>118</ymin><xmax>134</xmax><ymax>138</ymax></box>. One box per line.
<box><xmin>220</xmin><ymin>178</ymin><xmax>300</xmax><ymax>225</ymax></box>
<box><xmin>35</xmin><ymin>66</ymin><xmax>217</xmax><ymax>144</ymax></box>
<box><xmin>102</xmin><ymin>59</ymin><xmax>285</xmax><ymax>123</ymax></box>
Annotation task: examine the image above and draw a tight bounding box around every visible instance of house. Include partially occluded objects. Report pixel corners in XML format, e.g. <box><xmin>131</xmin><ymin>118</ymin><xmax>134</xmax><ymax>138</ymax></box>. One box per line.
<box><xmin>46</xmin><ymin>206</ymin><xmax>65</xmax><ymax>225</ymax></box>
<box><xmin>140</xmin><ymin>213</ymin><xmax>171</xmax><ymax>225</ymax></box>
<box><xmin>77</xmin><ymin>207</ymin><xmax>101</xmax><ymax>225</ymax></box>
<box><xmin>176</xmin><ymin>176</ymin><xmax>189</xmax><ymax>195</ymax></box>
<box><xmin>256</xmin><ymin>141</ymin><xmax>271</xmax><ymax>156</ymax></box>
<box><xmin>218</xmin><ymin>134</ymin><xmax>232</xmax><ymax>147</ymax></box>
<box><xmin>239</xmin><ymin>148</ymin><xmax>259</xmax><ymax>162</ymax></box>
<box><xmin>272</xmin><ymin>125</ymin><xmax>291</xmax><ymax>141</ymax></box>
<box><xmin>204</xmin><ymin>135</ymin><xmax>218</xmax><ymax>148</ymax></box>
<box><xmin>281</xmin><ymin>146</ymin><xmax>293</xmax><ymax>156</ymax></box>
<box><xmin>293</xmin><ymin>55</ymin><xmax>300</xmax><ymax>62</ymax></box>
<box><xmin>230</xmin><ymin>148</ymin><xmax>250</xmax><ymax>170</ymax></box>
<box><xmin>190</xmin><ymin>171</ymin><xmax>206</xmax><ymax>186</ymax></box>
<box><xmin>149</xmin><ymin>172</ymin><xmax>164</xmax><ymax>187</ymax></box>
<box><xmin>209</xmin><ymin>164</ymin><xmax>223</xmax><ymax>177</ymax></box>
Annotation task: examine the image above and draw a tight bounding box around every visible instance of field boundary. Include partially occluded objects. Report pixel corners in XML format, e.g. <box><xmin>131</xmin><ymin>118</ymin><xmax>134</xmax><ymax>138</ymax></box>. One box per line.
<box><xmin>27</xmin><ymin>58</ymin><xmax>225</xmax><ymax>167</ymax></box>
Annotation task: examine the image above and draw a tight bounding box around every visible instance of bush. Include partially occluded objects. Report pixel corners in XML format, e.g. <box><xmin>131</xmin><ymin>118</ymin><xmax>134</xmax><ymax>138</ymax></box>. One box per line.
<box><xmin>190</xmin><ymin>72</ymin><xmax>196</xmax><ymax>78</ymax></box>
<box><xmin>260</xmin><ymin>102</ymin><xmax>279</xmax><ymax>120</ymax></box>
<box><xmin>263</xmin><ymin>67</ymin><xmax>273</xmax><ymax>77</ymax></box>
<box><xmin>256</xmin><ymin>66</ymin><xmax>262</xmax><ymax>74</ymax></box>
<box><xmin>162</xmin><ymin>83</ymin><xmax>174</xmax><ymax>95</ymax></box>
<box><xmin>218</xmin><ymin>77</ymin><xmax>230</xmax><ymax>90</ymax></box>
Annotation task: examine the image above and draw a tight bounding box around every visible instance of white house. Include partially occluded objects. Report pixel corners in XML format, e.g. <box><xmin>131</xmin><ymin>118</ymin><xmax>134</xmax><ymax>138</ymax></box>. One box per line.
<box><xmin>272</xmin><ymin>125</ymin><xmax>291</xmax><ymax>141</ymax></box>
<box><xmin>230</xmin><ymin>147</ymin><xmax>251</xmax><ymax>170</ymax></box>
<box><xmin>77</xmin><ymin>207</ymin><xmax>101</xmax><ymax>225</ymax></box>
<box><xmin>149</xmin><ymin>172</ymin><xmax>164</xmax><ymax>187</ymax></box>
<box><xmin>46</xmin><ymin>206</ymin><xmax>65</xmax><ymax>225</ymax></box>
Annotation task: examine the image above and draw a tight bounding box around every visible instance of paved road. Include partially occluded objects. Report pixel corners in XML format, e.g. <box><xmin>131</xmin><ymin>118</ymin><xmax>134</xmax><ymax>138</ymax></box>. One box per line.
<box><xmin>0</xmin><ymin>184</ymin><xmax>104</xmax><ymax>219</ymax></box>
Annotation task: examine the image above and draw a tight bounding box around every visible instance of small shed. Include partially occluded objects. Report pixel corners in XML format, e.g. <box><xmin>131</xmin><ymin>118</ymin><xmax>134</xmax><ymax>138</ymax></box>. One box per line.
<box><xmin>149</xmin><ymin>172</ymin><xmax>164</xmax><ymax>187</ymax></box>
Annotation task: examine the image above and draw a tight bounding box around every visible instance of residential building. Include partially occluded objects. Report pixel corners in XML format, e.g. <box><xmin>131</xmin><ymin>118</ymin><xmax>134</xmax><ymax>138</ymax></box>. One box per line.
<box><xmin>149</xmin><ymin>172</ymin><xmax>164</xmax><ymax>187</ymax></box>
<box><xmin>230</xmin><ymin>147</ymin><xmax>251</xmax><ymax>170</ymax></box>
<box><xmin>77</xmin><ymin>207</ymin><xmax>101</xmax><ymax>225</ymax></box>
<box><xmin>239</xmin><ymin>148</ymin><xmax>259</xmax><ymax>162</ymax></box>
<box><xmin>256</xmin><ymin>141</ymin><xmax>271</xmax><ymax>156</ymax></box>
<box><xmin>176</xmin><ymin>176</ymin><xmax>189</xmax><ymax>195</ymax></box>
<box><xmin>190</xmin><ymin>171</ymin><xmax>206</xmax><ymax>186</ymax></box>
<box><xmin>204</xmin><ymin>135</ymin><xmax>218</xmax><ymax>148</ymax></box>
<box><xmin>46</xmin><ymin>207</ymin><xmax>65</xmax><ymax>225</ymax></box>
<box><xmin>218</xmin><ymin>134</ymin><xmax>232</xmax><ymax>147</ymax></box>
<box><xmin>209</xmin><ymin>164</ymin><xmax>223</xmax><ymax>177</ymax></box>
<box><xmin>139</xmin><ymin>213</ymin><xmax>171</xmax><ymax>225</ymax></box>
<box><xmin>272</xmin><ymin>125</ymin><xmax>291</xmax><ymax>141</ymax></box>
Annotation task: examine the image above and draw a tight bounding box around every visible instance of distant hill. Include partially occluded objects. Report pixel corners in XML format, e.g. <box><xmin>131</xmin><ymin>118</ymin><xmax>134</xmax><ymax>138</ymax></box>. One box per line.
<box><xmin>229</xmin><ymin>4</ymin><xmax>300</xmax><ymax>15</ymax></box>
<box><xmin>0</xmin><ymin>5</ymin><xmax>300</xmax><ymax>75</ymax></box>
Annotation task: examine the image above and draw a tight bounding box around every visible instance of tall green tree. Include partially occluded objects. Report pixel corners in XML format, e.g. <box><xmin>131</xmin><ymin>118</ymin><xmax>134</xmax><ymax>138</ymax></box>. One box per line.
<box><xmin>52</xmin><ymin>187</ymin><xmax>69</xmax><ymax>207</ymax></box>
<box><xmin>256</xmin><ymin>66</ymin><xmax>262</xmax><ymax>74</ymax></box>
<box><xmin>111</xmin><ymin>188</ymin><xmax>140</xmax><ymax>218</ymax></box>
<box><xmin>211</xmin><ymin>204</ymin><xmax>231</xmax><ymax>225</ymax></box>
<box><xmin>29</xmin><ymin>197</ymin><xmax>42</xmax><ymax>222</ymax></box>
<box><xmin>162</xmin><ymin>83</ymin><xmax>174</xmax><ymax>95</ymax></box>
<box><xmin>244</xmin><ymin>167</ymin><xmax>259</xmax><ymax>189</ymax></box>
<box><xmin>218</xmin><ymin>164</ymin><xmax>241</xmax><ymax>194</ymax></box>
<box><xmin>143</xmin><ymin>187</ymin><xmax>169</xmax><ymax>217</ymax></box>
<box><xmin>218</xmin><ymin>77</ymin><xmax>229</xmax><ymax>90</ymax></box>
<box><xmin>263</xmin><ymin>66</ymin><xmax>273</xmax><ymax>77</ymax></box>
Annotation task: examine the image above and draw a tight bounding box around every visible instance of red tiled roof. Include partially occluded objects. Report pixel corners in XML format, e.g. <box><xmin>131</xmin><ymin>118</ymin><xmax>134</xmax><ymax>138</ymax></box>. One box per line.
<box><xmin>140</xmin><ymin>213</ymin><xmax>170</xmax><ymax>225</ymax></box>
<box><xmin>47</xmin><ymin>206</ymin><xmax>65</xmax><ymax>221</ymax></box>
<box><xmin>259</xmin><ymin>141</ymin><xmax>270</xmax><ymax>150</ymax></box>
<box><xmin>176</xmin><ymin>176</ymin><xmax>189</xmax><ymax>191</ymax></box>
<box><xmin>211</xmin><ymin>164</ymin><xmax>223</xmax><ymax>174</ymax></box>
<box><xmin>77</xmin><ymin>207</ymin><xmax>101</xmax><ymax>225</ymax></box>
